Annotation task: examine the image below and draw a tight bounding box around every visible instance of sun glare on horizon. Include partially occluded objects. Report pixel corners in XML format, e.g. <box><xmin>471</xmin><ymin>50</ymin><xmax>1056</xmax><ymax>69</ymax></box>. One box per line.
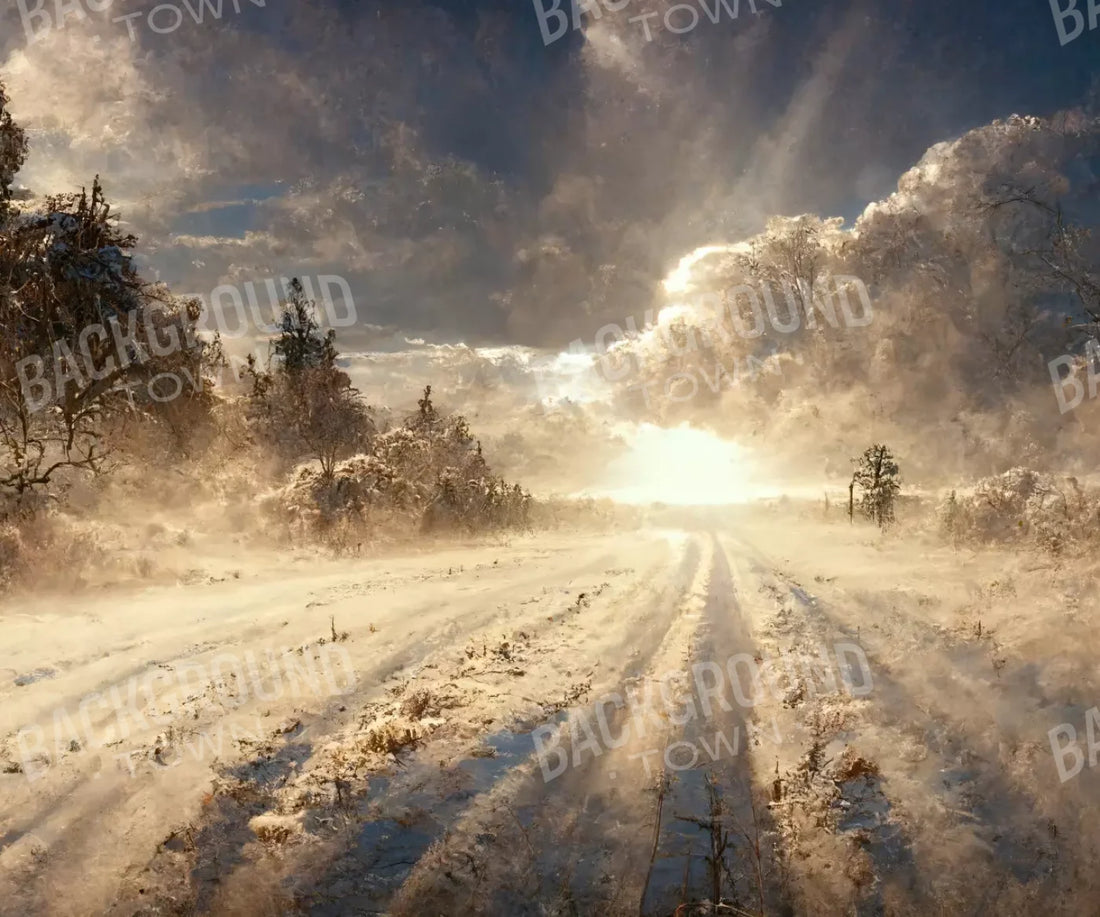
<box><xmin>582</xmin><ymin>423</ymin><xmax>778</xmax><ymax>506</ymax></box>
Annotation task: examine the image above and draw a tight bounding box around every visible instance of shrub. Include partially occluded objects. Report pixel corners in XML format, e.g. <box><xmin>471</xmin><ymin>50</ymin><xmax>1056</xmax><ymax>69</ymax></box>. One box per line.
<box><xmin>938</xmin><ymin>468</ymin><xmax>1100</xmax><ymax>553</ymax></box>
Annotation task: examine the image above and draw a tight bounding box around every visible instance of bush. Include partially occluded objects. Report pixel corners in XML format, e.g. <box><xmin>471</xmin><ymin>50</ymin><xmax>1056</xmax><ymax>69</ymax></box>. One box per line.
<box><xmin>939</xmin><ymin>467</ymin><xmax>1100</xmax><ymax>553</ymax></box>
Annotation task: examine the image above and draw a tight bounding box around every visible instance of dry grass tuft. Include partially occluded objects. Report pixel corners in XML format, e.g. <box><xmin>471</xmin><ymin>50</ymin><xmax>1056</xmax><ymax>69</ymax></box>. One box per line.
<box><xmin>362</xmin><ymin>722</ymin><xmax>420</xmax><ymax>757</ymax></box>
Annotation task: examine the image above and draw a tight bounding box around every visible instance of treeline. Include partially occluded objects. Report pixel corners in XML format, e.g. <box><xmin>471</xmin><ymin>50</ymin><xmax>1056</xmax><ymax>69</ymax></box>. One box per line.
<box><xmin>0</xmin><ymin>81</ymin><xmax>531</xmax><ymax>550</ymax></box>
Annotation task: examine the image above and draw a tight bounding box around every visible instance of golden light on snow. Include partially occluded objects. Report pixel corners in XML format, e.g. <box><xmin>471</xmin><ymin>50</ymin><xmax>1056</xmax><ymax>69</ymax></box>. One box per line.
<box><xmin>654</xmin><ymin>302</ymin><xmax>694</xmax><ymax>325</ymax></box>
<box><xmin>661</xmin><ymin>242</ymin><xmax>751</xmax><ymax>295</ymax></box>
<box><xmin>587</xmin><ymin>423</ymin><xmax>774</xmax><ymax>505</ymax></box>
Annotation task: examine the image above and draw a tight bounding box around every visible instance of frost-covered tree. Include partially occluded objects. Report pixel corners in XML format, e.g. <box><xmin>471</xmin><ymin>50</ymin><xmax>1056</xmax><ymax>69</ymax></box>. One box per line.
<box><xmin>273</xmin><ymin>278</ymin><xmax>339</xmax><ymax>375</ymax></box>
<box><xmin>0</xmin><ymin>83</ymin><xmax>209</xmax><ymax>505</ymax></box>
<box><xmin>981</xmin><ymin>181</ymin><xmax>1100</xmax><ymax>352</ymax></box>
<box><xmin>247</xmin><ymin>279</ymin><xmax>373</xmax><ymax>479</ymax></box>
<box><xmin>748</xmin><ymin>215</ymin><xmax>835</xmax><ymax>319</ymax></box>
<box><xmin>0</xmin><ymin>82</ymin><xmax>27</xmax><ymax>212</ymax></box>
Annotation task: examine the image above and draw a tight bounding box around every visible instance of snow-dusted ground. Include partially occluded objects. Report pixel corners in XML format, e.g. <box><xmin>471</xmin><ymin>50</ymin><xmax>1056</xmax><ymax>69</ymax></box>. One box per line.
<box><xmin>2</xmin><ymin>506</ymin><xmax>1099</xmax><ymax>915</ymax></box>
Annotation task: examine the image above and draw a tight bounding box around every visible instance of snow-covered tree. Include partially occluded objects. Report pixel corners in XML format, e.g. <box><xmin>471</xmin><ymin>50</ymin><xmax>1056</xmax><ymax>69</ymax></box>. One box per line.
<box><xmin>0</xmin><ymin>82</ymin><xmax>26</xmax><ymax>212</ymax></box>
<box><xmin>0</xmin><ymin>84</ymin><xmax>210</xmax><ymax>505</ymax></box>
<box><xmin>246</xmin><ymin>280</ymin><xmax>373</xmax><ymax>479</ymax></box>
<box><xmin>852</xmin><ymin>444</ymin><xmax>901</xmax><ymax>528</ymax></box>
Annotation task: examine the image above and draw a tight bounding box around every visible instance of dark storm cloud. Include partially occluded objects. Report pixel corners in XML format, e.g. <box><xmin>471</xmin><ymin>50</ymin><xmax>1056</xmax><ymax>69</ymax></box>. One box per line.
<box><xmin>1</xmin><ymin>0</ymin><xmax>1096</xmax><ymax>349</ymax></box>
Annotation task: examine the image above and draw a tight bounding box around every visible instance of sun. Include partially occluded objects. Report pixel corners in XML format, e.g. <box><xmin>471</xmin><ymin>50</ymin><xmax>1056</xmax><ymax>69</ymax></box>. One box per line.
<box><xmin>585</xmin><ymin>423</ymin><xmax>773</xmax><ymax>505</ymax></box>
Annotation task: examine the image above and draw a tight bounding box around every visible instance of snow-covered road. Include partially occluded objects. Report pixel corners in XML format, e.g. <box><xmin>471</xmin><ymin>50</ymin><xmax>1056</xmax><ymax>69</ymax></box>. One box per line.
<box><xmin>3</xmin><ymin>507</ymin><xmax>1099</xmax><ymax>915</ymax></box>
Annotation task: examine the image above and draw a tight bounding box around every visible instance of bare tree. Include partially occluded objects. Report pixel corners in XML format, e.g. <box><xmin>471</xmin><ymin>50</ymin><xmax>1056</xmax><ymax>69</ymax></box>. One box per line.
<box><xmin>982</xmin><ymin>183</ymin><xmax>1100</xmax><ymax>351</ymax></box>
